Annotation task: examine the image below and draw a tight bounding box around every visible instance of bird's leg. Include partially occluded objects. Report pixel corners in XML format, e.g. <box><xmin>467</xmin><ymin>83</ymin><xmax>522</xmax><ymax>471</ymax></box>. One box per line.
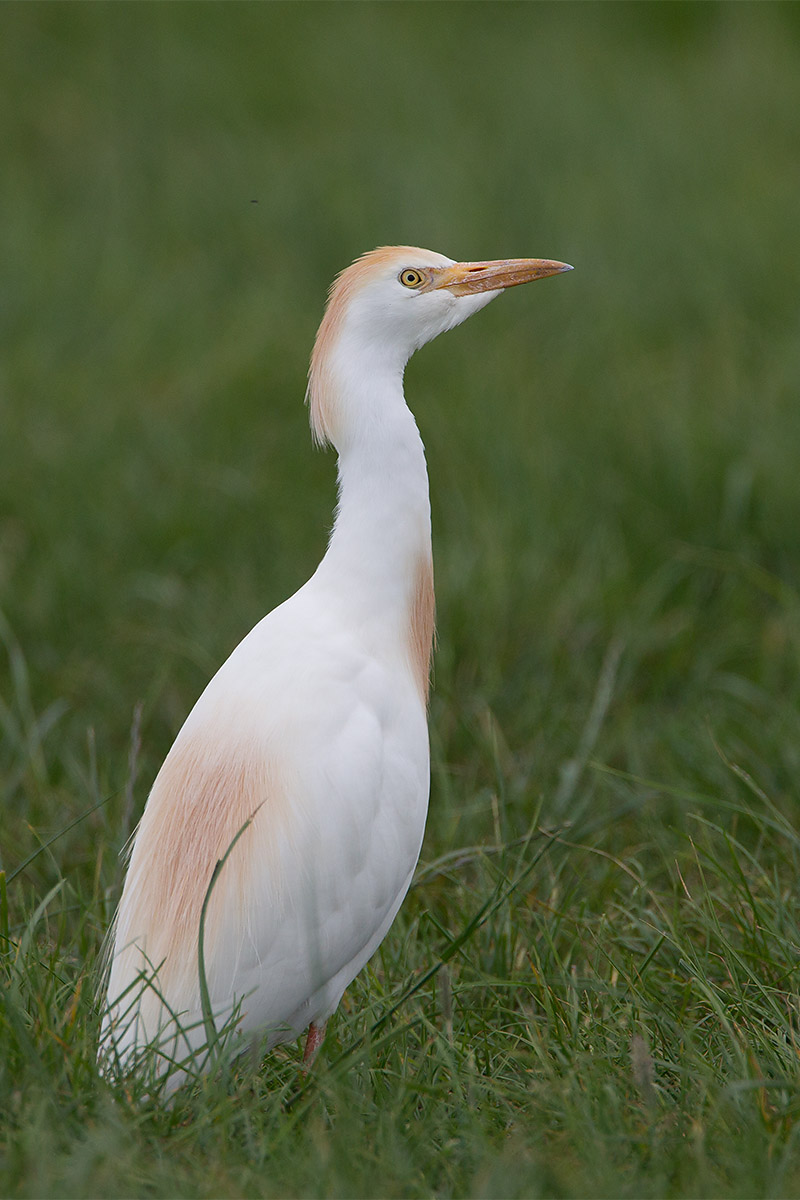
<box><xmin>301</xmin><ymin>1020</ymin><xmax>326</xmax><ymax>1071</ymax></box>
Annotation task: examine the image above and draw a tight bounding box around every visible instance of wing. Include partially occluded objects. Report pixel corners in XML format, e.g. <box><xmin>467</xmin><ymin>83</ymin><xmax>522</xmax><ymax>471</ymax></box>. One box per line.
<box><xmin>101</xmin><ymin>606</ymin><xmax>428</xmax><ymax>1079</ymax></box>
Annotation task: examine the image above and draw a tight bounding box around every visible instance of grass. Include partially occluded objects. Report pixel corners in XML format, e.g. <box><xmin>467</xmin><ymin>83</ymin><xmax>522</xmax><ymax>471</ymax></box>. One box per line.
<box><xmin>2</xmin><ymin>2</ymin><xmax>800</xmax><ymax>1195</ymax></box>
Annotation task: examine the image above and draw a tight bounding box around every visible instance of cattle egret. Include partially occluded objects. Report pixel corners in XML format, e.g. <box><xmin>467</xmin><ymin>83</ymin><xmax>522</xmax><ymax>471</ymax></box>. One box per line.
<box><xmin>100</xmin><ymin>245</ymin><xmax>572</xmax><ymax>1088</ymax></box>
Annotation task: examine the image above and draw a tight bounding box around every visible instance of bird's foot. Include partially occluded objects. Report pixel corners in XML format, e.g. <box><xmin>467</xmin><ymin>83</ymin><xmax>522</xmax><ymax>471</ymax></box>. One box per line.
<box><xmin>301</xmin><ymin>1020</ymin><xmax>327</xmax><ymax>1071</ymax></box>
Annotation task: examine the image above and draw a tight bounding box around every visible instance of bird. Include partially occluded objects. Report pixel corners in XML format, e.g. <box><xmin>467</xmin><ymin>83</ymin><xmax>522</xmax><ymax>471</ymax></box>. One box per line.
<box><xmin>99</xmin><ymin>245</ymin><xmax>572</xmax><ymax>1089</ymax></box>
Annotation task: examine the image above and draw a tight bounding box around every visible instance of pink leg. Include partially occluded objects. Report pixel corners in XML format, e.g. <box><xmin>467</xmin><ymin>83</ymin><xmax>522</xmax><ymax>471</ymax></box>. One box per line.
<box><xmin>302</xmin><ymin>1020</ymin><xmax>327</xmax><ymax>1070</ymax></box>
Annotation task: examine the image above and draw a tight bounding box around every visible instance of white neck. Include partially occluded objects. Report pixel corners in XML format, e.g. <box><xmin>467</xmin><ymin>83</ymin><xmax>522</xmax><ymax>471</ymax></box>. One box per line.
<box><xmin>312</xmin><ymin>353</ymin><xmax>433</xmax><ymax>679</ymax></box>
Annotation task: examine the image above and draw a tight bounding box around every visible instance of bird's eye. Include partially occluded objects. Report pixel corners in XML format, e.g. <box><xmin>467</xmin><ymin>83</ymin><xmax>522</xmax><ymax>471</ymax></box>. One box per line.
<box><xmin>399</xmin><ymin>268</ymin><xmax>424</xmax><ymax>289</ymax></box>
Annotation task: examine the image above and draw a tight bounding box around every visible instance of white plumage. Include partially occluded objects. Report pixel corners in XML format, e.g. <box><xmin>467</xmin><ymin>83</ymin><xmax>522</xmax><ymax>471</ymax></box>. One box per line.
<box><xmin>100</xmin><ymin>245</ymin><xmax>571</xmax><ymax>1087</ymax></box>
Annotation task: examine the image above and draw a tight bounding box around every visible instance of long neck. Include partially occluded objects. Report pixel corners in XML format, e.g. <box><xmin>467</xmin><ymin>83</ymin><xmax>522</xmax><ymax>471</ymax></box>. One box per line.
<box><xmin>313</xmin><ymin>361</ymin><xmax>434</xmax><ymax>702</ymax></box>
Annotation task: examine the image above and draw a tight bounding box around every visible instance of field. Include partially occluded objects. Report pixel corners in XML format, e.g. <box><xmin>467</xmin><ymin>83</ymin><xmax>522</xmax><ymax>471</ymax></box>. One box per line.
<box><xmin>3</xmin><ymin>3</ymin><xmax>800</xmax><ymax>1196</ymax></box>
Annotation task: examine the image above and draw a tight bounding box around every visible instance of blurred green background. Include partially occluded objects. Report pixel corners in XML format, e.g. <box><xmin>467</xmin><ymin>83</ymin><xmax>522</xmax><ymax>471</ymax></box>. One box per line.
<box><xmin>3</xmin><ymin>3</ymin><xmax>800</xmax><ymax>1195</ymax></box>
<box><xmin>3</xmin><ymin>0</ymin><xmax>798</xmax><ymax>824</ymax></box>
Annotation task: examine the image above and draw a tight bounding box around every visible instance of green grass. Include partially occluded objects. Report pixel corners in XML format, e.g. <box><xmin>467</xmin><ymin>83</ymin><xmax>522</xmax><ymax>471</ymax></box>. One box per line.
<box><xmin>3</xmin><ymin>2</ymin><xmax>800</xmax><ymax>1195</ymax></box>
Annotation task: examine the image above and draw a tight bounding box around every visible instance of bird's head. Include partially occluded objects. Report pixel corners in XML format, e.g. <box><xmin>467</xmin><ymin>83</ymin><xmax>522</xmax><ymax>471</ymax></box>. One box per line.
<box><xmin>307</xmin><ymin>245</ymin><xmax>572</xmax><ymax>448</ymax></box>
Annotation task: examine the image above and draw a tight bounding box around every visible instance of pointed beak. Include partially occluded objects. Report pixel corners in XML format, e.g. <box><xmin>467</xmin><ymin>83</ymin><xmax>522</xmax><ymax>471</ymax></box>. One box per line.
<box><xmin>429</xmin><ymin>257</ymin><xmax>573</xmax><ymax>296</ymax></box>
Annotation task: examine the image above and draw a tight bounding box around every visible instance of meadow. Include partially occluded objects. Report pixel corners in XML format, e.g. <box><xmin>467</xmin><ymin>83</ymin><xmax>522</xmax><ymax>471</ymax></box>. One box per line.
<box><xmin>2</xmin><ymin>3</ymin><xmax>800</xmax><ymax>1196</ymax></box>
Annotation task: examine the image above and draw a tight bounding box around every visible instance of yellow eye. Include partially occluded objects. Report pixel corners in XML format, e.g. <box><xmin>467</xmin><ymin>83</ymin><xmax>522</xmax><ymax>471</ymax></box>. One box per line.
<box><xmin>399</xmin><ymin>268</ymin><xmax>424</xmax><ymax>289</ymax></box>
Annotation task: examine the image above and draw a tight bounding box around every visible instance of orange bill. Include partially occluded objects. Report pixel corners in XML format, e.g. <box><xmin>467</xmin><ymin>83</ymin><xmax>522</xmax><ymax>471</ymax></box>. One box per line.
<box><xmin>428</xmin><ymin>257</ymin><xmax>573</xmax><ymax>296</ymax></box>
